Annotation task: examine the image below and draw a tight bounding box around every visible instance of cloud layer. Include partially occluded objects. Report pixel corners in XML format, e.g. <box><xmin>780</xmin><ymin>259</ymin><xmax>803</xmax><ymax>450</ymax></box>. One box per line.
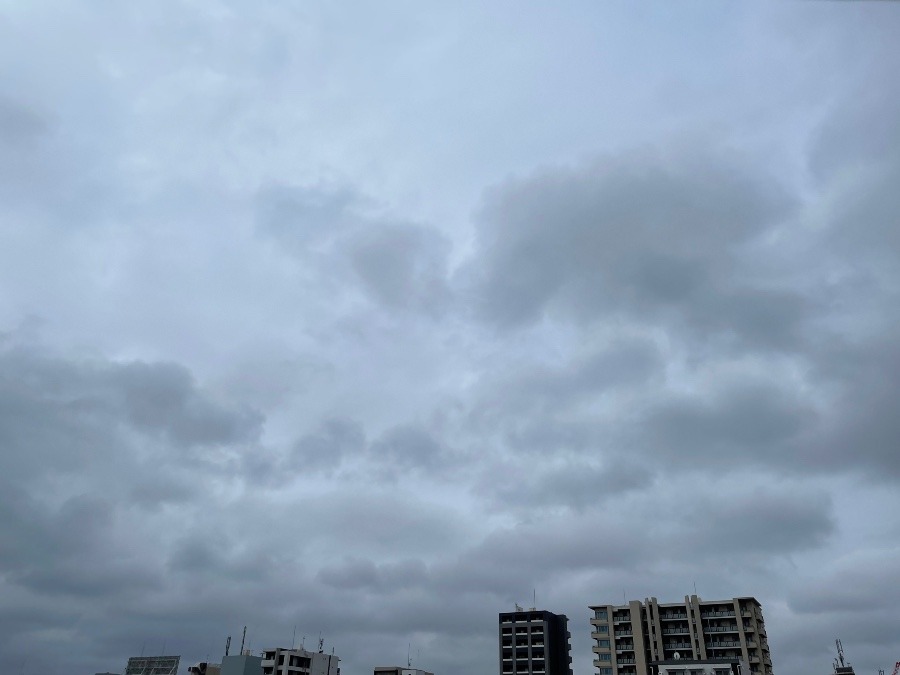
<box><xmin>1</xmin><ymin>3</ymin><xmax>899</xmax><ymax>675</ymax></box>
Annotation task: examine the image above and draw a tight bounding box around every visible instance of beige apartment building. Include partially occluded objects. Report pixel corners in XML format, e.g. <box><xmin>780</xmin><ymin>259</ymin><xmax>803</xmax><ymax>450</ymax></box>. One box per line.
<box><xmin>588</xmin><ymin>596</ymin><xmax>772</xmax><ymax>675</ymax></box>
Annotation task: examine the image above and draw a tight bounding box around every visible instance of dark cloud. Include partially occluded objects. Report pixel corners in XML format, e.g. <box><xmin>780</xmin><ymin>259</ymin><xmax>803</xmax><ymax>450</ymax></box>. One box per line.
<box><xmin>463</xmin><ymin>149</ymin><xmax>801</xmax><ymax>348</ymax></box>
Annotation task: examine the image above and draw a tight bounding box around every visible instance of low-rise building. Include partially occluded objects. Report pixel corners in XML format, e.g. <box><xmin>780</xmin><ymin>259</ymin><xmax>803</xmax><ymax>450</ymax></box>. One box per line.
<box><xmin>261</xmin><ymin>647</ymin><xmax>340</xmax><ymax>675</ymax></box>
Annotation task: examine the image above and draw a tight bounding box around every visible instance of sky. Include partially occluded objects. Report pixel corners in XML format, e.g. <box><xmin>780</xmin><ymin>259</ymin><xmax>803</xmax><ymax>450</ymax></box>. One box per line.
<box><xmin>0</xmin><ymin>2</ymin><xmax>899</xmax><ymax>675</ymax></box>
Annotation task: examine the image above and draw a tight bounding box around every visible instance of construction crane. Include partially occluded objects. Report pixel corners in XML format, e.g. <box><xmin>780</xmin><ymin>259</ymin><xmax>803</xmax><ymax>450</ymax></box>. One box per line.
<box><xmin>889</xmin><ymin>661</ymin><xmax>900</xmax><ymax>675</ymax></box>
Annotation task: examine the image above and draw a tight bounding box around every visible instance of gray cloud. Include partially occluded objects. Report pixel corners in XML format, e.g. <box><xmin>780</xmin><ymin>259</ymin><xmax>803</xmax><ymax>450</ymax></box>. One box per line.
<box><xmin>463</xmin><ymin>149</ymin><xmax>801</xmax><ymax>347</ymax></box>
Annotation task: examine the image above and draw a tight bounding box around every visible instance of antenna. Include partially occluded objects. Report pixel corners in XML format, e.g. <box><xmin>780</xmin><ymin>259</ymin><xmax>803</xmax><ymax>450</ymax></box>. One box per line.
<box><xmin>318</xmin><ymin>636</ymin><xmax>324</xmax><ymax>653</ymax></box>
<box><xmin>240</xmin><ymin>626</ymin><xmax>247</xmax><ymax>656</ymax></box>
<box><xmin>408</xmin><ymin>643</ymin><xmax>411</xmax><ymax>667</ymax></box>
<box><xmin>292</xmin><ymin>626</ymin><xmax>297</xmax><ymax>650</ymax></box>
<box><xmin>225</xmin><ymin>636</ymin><xmax>231</xmax><ymax>657</ymax></box>
<box><xmin>836</xmin><ymin>639</ymin><xmax>846</xmax><ymax>668</ymax></box>
<box><xmin>302</xmin><ymin>636</ymin><xmax>306</xmax><ymax>650</ymax></box>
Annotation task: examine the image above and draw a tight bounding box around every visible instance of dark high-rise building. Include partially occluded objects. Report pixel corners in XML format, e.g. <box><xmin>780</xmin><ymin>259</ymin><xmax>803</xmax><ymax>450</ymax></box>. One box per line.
<box><xmin>499</xmin><ymin>608</ymin><xmax>573</xmax><ymax>675</ymax></box>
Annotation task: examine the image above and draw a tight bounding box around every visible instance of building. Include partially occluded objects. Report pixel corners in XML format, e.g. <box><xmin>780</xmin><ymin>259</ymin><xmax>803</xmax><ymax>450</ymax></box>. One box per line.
<box><xmin>188</xmin><ymin>663</ymin><xmax>223</xmax><ymax>675</ymax></box>
<box><xmin>222</xmin><ymin>654</ymin><xmax>263</xmax><ymax>675</ymax></box>
<box><xmin>499</xmin><ymin>608</ymin><xmax>573</xmax><ymax>675</ymax></box>
<box><xmin>650</xmin><ymin>658</ymin><xmax>747</xmax><ymax>675</ymax></box>
<box><xmin>588</xmin><ymin>596</ymin><xmax>772</xmax><ymax>675</ymax></box>
<box><xmin>374</xmin><ymin>667</ymin><xmax>435</xmax><ymax>675</ymax></box>
<box><xmin>261</xmin><ymin>647</ymin><xmax>340</xmax><ymax>675</ymax></box>
<box><xmin>124</xmin><ymin>656</ymin><xmax>181</xmax><ymax>675</ymax></box>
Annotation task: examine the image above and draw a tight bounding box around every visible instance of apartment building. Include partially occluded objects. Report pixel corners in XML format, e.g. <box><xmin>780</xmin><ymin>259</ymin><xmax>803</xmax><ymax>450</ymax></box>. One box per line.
<box><xmin>588</xmin><ymin>596</ymin><xmax>772</xmax><ymax>675</ymax></box>
<box><xmin>499</xmin><ymin>608</ymin><xmax>573</xmax><ymax>675</ymax></box>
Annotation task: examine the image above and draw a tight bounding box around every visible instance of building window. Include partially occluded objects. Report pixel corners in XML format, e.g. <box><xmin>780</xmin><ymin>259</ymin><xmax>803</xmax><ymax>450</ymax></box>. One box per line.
<box><xmin>597</xmin><ymin>640</ymin><xmax>610</xmax><ymax>648</ymax></box>
<box><xmin>599</xmin><ymin>653</ymin><xmax>611</xmax><ymax>661</ymax></box>
<box><xmin>597</xmin><ymin>626</ymin><xmax>609</xmax><ymax>634</ymax></box>
<box><xmin>596</xmin><ymin>610</ymin><xmax>609</xmax><ymax>620</ymax></box>
<box><xmin>600</xmin><ymin>669</ymin><xmax>613</xmax><ymax>675</ymax></box>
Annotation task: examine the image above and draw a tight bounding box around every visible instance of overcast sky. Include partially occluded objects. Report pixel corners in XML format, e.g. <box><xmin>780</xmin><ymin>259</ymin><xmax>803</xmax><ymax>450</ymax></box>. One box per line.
<box><xmin>1</xmin><ymin>2</ymin><xmax>899</xmax><ymax>675</ymax></box>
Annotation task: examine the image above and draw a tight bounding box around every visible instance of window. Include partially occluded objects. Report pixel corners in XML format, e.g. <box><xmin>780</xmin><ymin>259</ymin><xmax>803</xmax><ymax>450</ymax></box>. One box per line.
<box><xmin>597</xmin><ymin>625</ymin><xmax>609</xmax><ymax>634</ymax></box>
<box><xmin>600</xmin><ymin>669</ymin><xmax>613</xmax><ymax>675</ymax></box>
<box><xmin>599</xmin><ymin>653</ymin><xmax>611</xmax><ymax>661</ymax></box>
<box><xmin>597</xmin><ymin>640</ymin><xmax>610</xmax><ymax>648</ymax></box>
<box><xmin>596</xmin><ymin>610</ymin><xmax>609</xmax><ymax>620</ymax></box>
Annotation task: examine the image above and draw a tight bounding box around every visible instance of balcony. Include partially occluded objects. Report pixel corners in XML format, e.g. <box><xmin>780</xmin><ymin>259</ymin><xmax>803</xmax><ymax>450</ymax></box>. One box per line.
<box><xmin>662</xmin><ymin>628</ymin><xmax>690</xmax><ymax>635</ymax></box>
<box><xmin>615</xmin><ymin>631</ymin><xmax>633</xmax><ymax>637</ymax></box>
<box><xmin>614</xmin><ymin>615</ymin><xmax>632</xmax><ymax>623</ymax></box>
<box><xmin>705</xmin><ymin>625</ymin><xmax>739</xmax><ymax>633</ymax></box>
<box><xmin>660</xmin><ymin>613</ymin><xmax>688</xmax><ymax>620</ymax></box>
<box><xmin>619</xmin><ymin>659</ymin><xmax>636</xmax><ymax>664</ymax></box>
<box><xmin>664</xmin><ymin>644</ymin><xmax>691</xmax><ymax>650</ymax></box>
<box><xmin>708</xmin><ymin>642</ymin><xmax>741</xmax><ymax>648</ymax></box>
<box><xmin>701</xmin><ymin>611</ymin><xmax>735</xmax><ymax>618</ymax></box>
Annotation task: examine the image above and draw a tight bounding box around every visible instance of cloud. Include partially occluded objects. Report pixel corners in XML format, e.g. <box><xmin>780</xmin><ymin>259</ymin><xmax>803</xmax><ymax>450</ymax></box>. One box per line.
<box><xmin>788</xmin><ymin>548</ymin><xmax>900</xmax><ymax>614</ymax></box>
<box><xmin>463</xmin><ymin>148</ymin><xmax>800</xmax><ymax>347</ymax></box>
<box><xmin>256</xmin><ymin>182</ymin><xmax>453</xmax><ymax>315</ymax></box>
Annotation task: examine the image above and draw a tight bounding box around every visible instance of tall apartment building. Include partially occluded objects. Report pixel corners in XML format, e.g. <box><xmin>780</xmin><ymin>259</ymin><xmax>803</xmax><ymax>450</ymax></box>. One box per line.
<box><xmin>588</xmin><ymin>596</ymin><xmax>772</xmax><ymax>675</ymax></box>
<box><xmin>499</xmin><ymin>608</ymin><xmax>573</xmax><ymax>675</ymax></box>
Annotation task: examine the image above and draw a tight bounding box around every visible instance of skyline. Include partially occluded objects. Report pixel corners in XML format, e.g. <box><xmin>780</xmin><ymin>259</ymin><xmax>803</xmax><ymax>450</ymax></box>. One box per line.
<box><xmin>1</xmin><ymin>2</ymin><xmax>899</xmax><ymax>675</ymax></box>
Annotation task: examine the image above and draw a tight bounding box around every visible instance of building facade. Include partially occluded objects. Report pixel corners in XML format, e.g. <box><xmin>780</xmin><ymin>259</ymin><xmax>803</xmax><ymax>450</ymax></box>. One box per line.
<box><xmin>222</xmin><ymin>654</ymin><xmax>263</xmax><ymax>675</ymax></box>
<box><xmin>499</xmin><ymin>608</ymin><xmax>573</xmax><ymax>675</ymax></box>
<box><xmin>124</xmin><ymin>656</ymin><xmax>181</xmax><ymax>675</ymax></box>
<box><xmin>588</xmin><ymin>596</ymin><xmax>771</xmax><ymax>675</ymax></box>
<box><xmin>650</xmin><ymin>658</ymin><xmax>747</xmax><ymax>675</ymax></box>
<box><xmin>261</xmin><ymin>647</ymin><xmax>340</xmax><ymax>675</ymax></box>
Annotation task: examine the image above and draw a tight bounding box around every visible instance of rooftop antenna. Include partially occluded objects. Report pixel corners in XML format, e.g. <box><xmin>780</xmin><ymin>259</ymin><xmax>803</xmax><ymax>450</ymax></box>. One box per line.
<box><xmin>240</xmin><ymin>626</ymin><xmax>247</xmax><ymax>656</ymax></box>
<box><xmin>693</xmin><ymin>581</ymin><xmax>697</xmax><ymax>596</ymax></box>
<box><xmin>302</xmin><ymin>635</ymin><xmax>306</xmax><ymax>650</ymax></box>
<box><xmin>292</xmin><ymin>625</ymin><xmax>297</xmax><ymax>650</ymax></box>
<box><xmin>318</xmin><ymin>636</ymin><xmax>324</xmax><ymax>653</ymax></box>
<box><xmin>225</xmin><ymin>636</ymin><xmax>231</xmax><ymax>657</ymax></box>
<box><xmin>531</xmin><ymin>588</ymin><xmax>536</xmax><ymax>611</ymax></box>
<box><xmin>408</xmin><ymin>643</ymin><xmax>411</xmax><ymax>667</ymax></box>
<box><xmin>836</xmin><ymin>639</ymin><xmax>846</xmax><ymax>668</ymax></box>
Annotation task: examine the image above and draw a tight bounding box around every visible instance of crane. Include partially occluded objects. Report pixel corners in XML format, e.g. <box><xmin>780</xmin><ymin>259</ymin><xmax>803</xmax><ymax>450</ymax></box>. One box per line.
<box><xmin>889</xmin><ymin>661</ymin><xmax>900</xmax><ymax>675</ymax></box>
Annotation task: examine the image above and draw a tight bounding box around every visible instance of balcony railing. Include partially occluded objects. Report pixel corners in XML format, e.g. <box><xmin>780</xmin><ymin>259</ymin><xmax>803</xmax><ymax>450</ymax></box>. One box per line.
<box><xmin>619</xmin><ymin>659</ymin><xmax>636</xmax><ymax>664</ymax></box>
<box><xmin>664</xmin><ymin>644</ymin><xmax>691</xmax><ymax>650</ymax></box>
<box><xmin>708</xmin><ymin>642</ymin><xmax>741</xmax><ymax>648</ymax></box>
<box><xmin>660</xmin><ymin>613</ymin><xmax>688</xmax><ymax>620</ymax></box>
<box><xmin>615</xmin><ymin>631</ymin><xmax>633</xmax><ymax>637</ymax></box>
<box><xmin>662</xmin><ymin>628</ymin><xmax>690</xmax><ymax>635</ymax></box>
<box><xmin>705</xmin><ymin>626</ymin><xmax>739</xmax><ymax>633</ymax></box>
<box><xmin>701</xmin><ymin>611</ymin><xmax>736</xmax><ymax>618</ymax></box>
